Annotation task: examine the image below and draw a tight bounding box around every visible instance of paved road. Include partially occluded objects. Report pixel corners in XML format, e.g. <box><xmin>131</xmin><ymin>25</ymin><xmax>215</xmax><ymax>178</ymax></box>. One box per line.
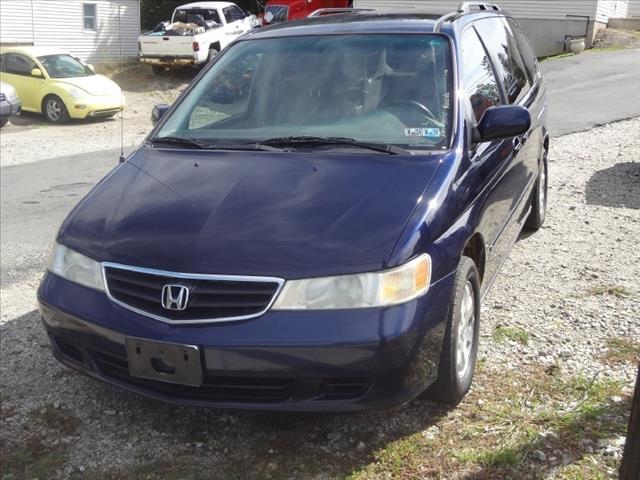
<box><xmin>541</xmin><ymin>48</ymin><xmax>640</xmax><ymax>137</ymax></box>
<box><xmin>2</xmin><ymin>48</ymin><xmax>639</xmax><ymax>287</ymax></box>
<box><xmin>0</xmin><ymin>149</ymin><xmax>123</xmax><ymax>288</ymax></box>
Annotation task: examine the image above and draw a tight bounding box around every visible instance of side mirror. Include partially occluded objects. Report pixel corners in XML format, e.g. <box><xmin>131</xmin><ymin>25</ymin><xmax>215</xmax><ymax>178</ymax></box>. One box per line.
<box><xmin>151</xmin><ymin>103</ymin><xmax>170</xmax><ymax>126</ymax></box>
<box><xmin>474</xmin><ymin>105</ymin><xmax>531</xmax><ymax>142</ymax></box>
<box><xmin>86</xmin><ymin>63</ymin><xmax>94</xmax><ymax>72</ymax></box>
<box><xmin>31</xmin><ymin>68</ymin><xmax>43</xmax><ymax>78</ymax></box>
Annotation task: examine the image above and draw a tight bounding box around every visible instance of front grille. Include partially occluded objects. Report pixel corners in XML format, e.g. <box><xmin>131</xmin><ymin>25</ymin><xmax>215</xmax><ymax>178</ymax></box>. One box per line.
<box><xmin>265</xmin><ymin>5</ymin><xmax>289</xmax><ymax>23</ymax></box>
<box><xmin>91</xmin><ymin>350</ymin><xmax>295</xmax><ymax>403</ymax></box>
<box><xmin>103</xmin><ymin>265</ymin><xmax>282</xmax><ymax>323</ymax></box>
<box><xmin>0</xmin><ymin>93</ymin><xmax>6</xmax><ymax>102</ymax></box>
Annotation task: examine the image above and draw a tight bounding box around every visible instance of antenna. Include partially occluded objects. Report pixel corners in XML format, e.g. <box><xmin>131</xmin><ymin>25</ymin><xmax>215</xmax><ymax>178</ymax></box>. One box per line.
<box><xmin>118</xmin><ymin>1</ymin><xmax>126</xmax><ymax>163</ymax></box>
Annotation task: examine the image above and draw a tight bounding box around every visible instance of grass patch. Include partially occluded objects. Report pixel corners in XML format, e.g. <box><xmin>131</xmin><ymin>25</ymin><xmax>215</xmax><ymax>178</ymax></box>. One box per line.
<box><xmin>0</xmin><ymin>437</ymin><xmax>66</xmax><ymax>480</ymax></box>
<box><xmin>492</xmin><ymin>325</ymin><xmax>530</xmax><ymax>345</ymax></box>
<box><xmin>539</xmin><ymin>52</ymin><xmax>574</xmax><ymax>62</ymax></box>
<box><xmin>588</xmin><ymin>44</ymin><xmax>626</xmax><ymax>53</ymax></box>
<box><xmin>587</xmin><ymin>285</ymin><xmax>632</xmax><ymax>298</ymax></box>
<box><xmin>29</xmin><ymin>404</ymin><xmax>80</xmax><ymax>436</ymax></box>
<box><xmin>602</xmin><ymin>337</ymin><xmax>640</xmax><ymax>365</ymax></box>
<box><xmin>348</xmin><ymin>365</ymin><xmax>629</xmax><ymax>480</ymax></box>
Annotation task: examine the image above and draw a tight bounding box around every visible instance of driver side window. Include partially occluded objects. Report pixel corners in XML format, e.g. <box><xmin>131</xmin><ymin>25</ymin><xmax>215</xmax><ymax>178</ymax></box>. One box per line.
<box><xmin>460</xmin><ymin>28</ymin><xmax>502</xmax><ymax>123</ymax></box>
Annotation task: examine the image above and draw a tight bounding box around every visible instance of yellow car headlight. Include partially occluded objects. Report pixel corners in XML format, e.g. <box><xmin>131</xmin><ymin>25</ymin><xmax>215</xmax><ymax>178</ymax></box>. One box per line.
<box><xmin>272</xmin><ymin>254</ymin><xmax>431</xmax><ymax>310</ymax></box>
<box><xmin>67</xmin><ymin>87</ymin><xmax>84</xmax><ymax>99</ymax></box>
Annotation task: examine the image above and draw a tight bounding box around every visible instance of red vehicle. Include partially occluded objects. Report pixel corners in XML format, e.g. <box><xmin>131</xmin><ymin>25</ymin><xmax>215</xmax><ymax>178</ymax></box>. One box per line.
<box><xmin>263</xmin><ymin>0</ymin><xmax>352</xmax><ymax>24</ymax></box>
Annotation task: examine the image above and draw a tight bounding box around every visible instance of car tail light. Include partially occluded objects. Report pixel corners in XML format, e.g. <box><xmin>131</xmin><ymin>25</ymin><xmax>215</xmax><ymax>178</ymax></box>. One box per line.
<box><xmin>192</xmin><ymin>42</ymin><xmax>200</xmax><ymax>52</ymax></box>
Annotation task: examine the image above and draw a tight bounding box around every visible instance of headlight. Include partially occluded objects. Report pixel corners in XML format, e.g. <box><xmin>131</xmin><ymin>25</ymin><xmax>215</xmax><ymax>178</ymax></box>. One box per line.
<box><xmin>272</xmin><ymin>254</ymin><xmax>431</xmax><ymax>310</ymax></box>
<box><xmin>67</xmin><ymin>87</ymin><xmax>83</xmax><ymax>99</ymax></box>
<box><xmin>49</xmin><ymin>243</ymin><xmax>104</xmax><ymax>291</ymax></box>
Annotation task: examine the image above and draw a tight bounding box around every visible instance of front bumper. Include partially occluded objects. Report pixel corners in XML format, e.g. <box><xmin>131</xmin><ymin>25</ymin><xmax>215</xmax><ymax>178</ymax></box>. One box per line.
<box><xmin>69</xmin><ymin>93</ymin><xmax>125</xmax><ymax>119</ymax></box>
<box><xmin>38</xmin><ymin>271</ymin><xmax>454</xmax><ymax>411</ymax></box>
<box><xmin>0</xmin><ymin>98</ymin><xmax>21</xmax><ymax>118</ymax></box>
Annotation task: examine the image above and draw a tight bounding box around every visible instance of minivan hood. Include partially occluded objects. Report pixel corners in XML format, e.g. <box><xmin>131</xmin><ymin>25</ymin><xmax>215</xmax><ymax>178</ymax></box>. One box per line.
<box><xmin>58</xmin><ymin>146</ymin><xmax>441</xmax><ymax>278</ymax></box>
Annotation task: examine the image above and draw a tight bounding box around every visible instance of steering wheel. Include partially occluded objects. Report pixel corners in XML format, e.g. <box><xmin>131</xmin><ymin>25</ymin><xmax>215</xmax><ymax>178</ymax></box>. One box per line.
<box><xmin>390</xmin><ymin>100</ymin><xmax>439</xmax><ymax>124</ymax></box>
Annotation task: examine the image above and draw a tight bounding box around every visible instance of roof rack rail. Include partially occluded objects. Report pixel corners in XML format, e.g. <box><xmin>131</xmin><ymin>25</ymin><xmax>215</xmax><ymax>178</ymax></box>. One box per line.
<box><xmin>459</xmin><ymin>2</ymin><xmax>501</xmax><ymax>12</ymax></box>
<box><xmin>307</xmin><ymin>8</ymin><xmax>375</xmax><ymax>18</ymax></box>
<box><xmin>434</xmin><ymin>2</ymin><xmax>501</xmax><ymax>32</ymax></box>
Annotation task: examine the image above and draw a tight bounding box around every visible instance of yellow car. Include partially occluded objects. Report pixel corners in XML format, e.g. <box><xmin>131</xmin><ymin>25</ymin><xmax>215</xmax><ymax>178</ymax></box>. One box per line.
<box><xmin>0</xmin><ymin>47</ymin><xmax>124</xmax><ymax>123</ymax></box>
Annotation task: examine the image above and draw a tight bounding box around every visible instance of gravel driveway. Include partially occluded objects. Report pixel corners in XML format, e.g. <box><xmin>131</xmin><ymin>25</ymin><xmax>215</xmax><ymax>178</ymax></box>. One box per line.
<box><xmin>1</xmin><ymin>118</ymin><xmax>638</xmax><ymax>479</ymax></box>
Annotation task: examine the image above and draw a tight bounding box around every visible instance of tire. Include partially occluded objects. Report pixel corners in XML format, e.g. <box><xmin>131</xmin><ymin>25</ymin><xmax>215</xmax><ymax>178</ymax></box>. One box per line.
<box><xmin>43</xmin><ymin>95</ymin><xmax>70</xmax><ymax>123</ymax></box>
<box><xmin>525</xmin><ymin>152</ymin><xmax>548</xmax><ymax>231</ymax></box>
<box><xmin>207</xmin><ymin>49</ymin><xmax>219</xmax><ymax>63</ymax></box>
<box><xmin>0</xmin><ymin>118</ymin><xmax>8</xmax><ymax>128</ymax></box>
<box><xmin>423</xmin><ymin>256</ymin><xmax>481</xmax><ymax>405</ymax></box>
<box><xmin>152</xmin><ymin>65</ymin><xmax>167</xmax><ymax>76</ymax></box>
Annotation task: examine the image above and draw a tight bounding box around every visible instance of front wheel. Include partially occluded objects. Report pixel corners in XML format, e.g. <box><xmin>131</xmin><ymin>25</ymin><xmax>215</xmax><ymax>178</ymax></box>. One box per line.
<box><xmin>423</xmin><ymin>256</ymin><xmax>481</xmax><ymax>405</ymax></box>
<box><xmin>43</xmin><ymin>96</ymin><xmax>70</xmax><ymax>123</ymax></box>
<box><xmin>525</xmin><ymin>152</ymin><xmax>548</xmax><ymax>231</ymax></box>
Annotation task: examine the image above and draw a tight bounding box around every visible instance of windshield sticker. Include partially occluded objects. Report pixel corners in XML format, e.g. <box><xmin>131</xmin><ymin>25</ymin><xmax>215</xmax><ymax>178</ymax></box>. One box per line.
<box><xmin>405</xmin><ymin>127</ymin><xmax>442</xmax><ymax>138</ymax></box>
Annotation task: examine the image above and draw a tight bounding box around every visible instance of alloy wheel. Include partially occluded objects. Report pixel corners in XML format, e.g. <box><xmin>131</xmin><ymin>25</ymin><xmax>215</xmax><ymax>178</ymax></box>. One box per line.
<box><xmin>456</xmin><ymin>281</ymin><xmax>476</xmax><ymax>381</ymax></box>
<box><xmin>539</xmin><ymin>163</ymin><xmax>547</xmax><ymax>220</ymax></box>
<box><xmin>46</xmin><ymin>99</ymin><xmax>62</xmax><ymax>122</ymax></box>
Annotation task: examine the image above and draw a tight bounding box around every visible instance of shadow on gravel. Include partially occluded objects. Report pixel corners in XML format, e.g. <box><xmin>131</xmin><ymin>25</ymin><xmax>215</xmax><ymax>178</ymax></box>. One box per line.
<box><xmin>6</xmin><ymin>111</ymin><xmax>119</xmax><ymax>130</ymax></box>
<box><xmin>585</xmin><ymin>162</ymin><xmax>640</xmax><ymax>210</ymax></box>
<box><xmin>0</xmin><ymin>309</ymin><xmax>452</xmax><ymax>479</ymax></box>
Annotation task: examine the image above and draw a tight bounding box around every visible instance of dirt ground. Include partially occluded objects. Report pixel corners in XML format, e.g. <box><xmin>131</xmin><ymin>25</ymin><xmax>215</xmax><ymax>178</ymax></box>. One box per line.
<box><xmin>593</xmin><ymin>27</ymin><xmax>640</xmax><ymax>50</ymax></box>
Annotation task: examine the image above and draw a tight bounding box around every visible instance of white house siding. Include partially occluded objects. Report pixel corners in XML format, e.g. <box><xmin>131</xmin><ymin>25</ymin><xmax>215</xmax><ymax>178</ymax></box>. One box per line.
<box><xmin>595</xmin><ymin>0</ymin><xmax>628</xmax><ymax>22</ymax></box>
<box><xmin>354</xmin><ymin>0</ymin><xmax>599</xmax><ymax>19</ymax></box>
<box><xmin>629</xmin><ymin>0</ymin><xmax>640</xmax><ymax>17</ymax></box>
<box><xmin>0</xmin><ymin>0</ymin><xmax>36</xmax><ymax>44</ymax></box>
<box><xmin>1</xmin><ymin>0</ymin><xmax>140</xmax><ymax>63</ymax></box>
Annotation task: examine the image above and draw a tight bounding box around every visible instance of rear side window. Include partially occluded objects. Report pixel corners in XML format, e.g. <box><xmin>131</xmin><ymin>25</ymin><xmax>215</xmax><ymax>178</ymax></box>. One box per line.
<box><xmin>474</xmin><ymin>18</ymin><xmax>530</xmax><ymax>104</ymax></box>
<box><xmin>460</xmin><ymin>28</ymin><xmax>502</xmax><ymax>123</ymax></box>
<box><xmin>505</xmin><ymin>18</ymin><xmax>539</xmax><ymax>82</ymax></box>
<box><xmin>1</xmin><ymin>53</ymin><xmax>37</xmax><ymax>76</ymax></box>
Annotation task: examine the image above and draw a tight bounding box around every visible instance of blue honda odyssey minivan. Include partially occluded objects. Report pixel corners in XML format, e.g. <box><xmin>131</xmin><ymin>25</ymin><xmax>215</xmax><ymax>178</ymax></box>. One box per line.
<box><xmin>38</xmin><ymin>3</ymin><xmax>548</xmax><ymax>411</ymax></box>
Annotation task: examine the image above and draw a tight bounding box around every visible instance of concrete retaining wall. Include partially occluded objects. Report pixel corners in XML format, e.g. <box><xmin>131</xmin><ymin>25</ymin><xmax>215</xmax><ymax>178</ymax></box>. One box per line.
<box><xmin>517</xmin><ymin>18</ymin><xmax>604</xmax><ymax>57</ymax></box>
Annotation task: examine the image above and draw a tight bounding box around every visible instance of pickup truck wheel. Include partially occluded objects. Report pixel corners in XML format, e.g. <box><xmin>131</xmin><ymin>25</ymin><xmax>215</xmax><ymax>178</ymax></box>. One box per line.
<box><xmin>43</xmin><ymin>95</ymin><xmax>70</xmax><ymax>123</ymax></box>
<box><xmin>152</xmin><ymin>65</ymin><xmax>167</xmax><ymax>76</ymax></box>
<box><xmin>421</xmin><ymin>256</ymin><xmax>480</xmax><ymax>405</ymax></box>
<box><xmin>207</xmin><ymin>49</ymin><xmax>219</xmax><ymax>63</ymax></box>
<box><xmin>525</xmin><ymin>152</ymin><xmax>548</xmax><ymax>231</ymax></box>
<box><xmin>0</xmin><ymin>118</ymin><xmax>8</xmax><ymax>128</ymax></box>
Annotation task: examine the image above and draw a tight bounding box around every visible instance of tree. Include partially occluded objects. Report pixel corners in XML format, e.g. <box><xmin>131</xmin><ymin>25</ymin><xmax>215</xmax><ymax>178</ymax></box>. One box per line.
<box><xmin>620</xmin><ymin>363</ymin><xmax>640</xmax><ymax>479</ymax></box>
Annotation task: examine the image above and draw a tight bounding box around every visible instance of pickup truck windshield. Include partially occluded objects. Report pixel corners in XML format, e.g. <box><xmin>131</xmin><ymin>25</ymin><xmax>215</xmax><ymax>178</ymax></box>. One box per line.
<box><xmin>38</xmin><ymin>54</ymin><xmax>94</xmax><ymax>78</ymax></box>
<box><xmin>155</xmin><ymin>34</ymin><xmax>453</xmax><ymax>150</ymax></box>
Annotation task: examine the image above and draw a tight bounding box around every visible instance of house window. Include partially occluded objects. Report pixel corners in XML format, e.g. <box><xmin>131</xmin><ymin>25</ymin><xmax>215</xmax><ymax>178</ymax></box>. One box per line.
<box><xmin>83</xmin><ymin>3</ymin><xmax>97</xmax><ymax>31</ymax></box>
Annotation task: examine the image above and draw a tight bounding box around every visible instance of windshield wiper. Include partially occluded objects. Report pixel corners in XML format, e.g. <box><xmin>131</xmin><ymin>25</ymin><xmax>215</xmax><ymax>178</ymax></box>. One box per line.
<box><xmin>259</xmin><ymin>136</ymin><xmax>412</xmax><ymax>155</ymax></box>
<box><xmin>151</xmin><ymin>136</ymin><xmax>286</xmax><ymax>152</ymax></box>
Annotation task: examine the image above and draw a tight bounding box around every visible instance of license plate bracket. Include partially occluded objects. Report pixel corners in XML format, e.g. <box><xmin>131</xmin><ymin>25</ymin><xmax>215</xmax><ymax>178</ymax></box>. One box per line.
<box><xmin>125</xmin><ymin>338</ymin><xmax>202</xmax><ymax>387</ymax></box>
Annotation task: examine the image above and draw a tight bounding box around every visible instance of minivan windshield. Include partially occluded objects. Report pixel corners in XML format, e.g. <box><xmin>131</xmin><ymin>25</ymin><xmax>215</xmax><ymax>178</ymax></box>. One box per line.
<box><xmin>155</xmin><ymin>34</ymin><xmax>453</xmax><ymax>150</ymax></box>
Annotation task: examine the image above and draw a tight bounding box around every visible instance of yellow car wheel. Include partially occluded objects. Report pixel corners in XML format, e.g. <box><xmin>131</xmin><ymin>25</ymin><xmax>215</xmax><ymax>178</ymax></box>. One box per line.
<box><xmin>43</xmin><ymin>95</ymin><xmax>70</xmax><ymax>123</ymax></box>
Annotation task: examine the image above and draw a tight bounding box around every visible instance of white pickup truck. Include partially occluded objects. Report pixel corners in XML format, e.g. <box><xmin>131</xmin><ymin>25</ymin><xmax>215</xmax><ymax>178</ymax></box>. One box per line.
<box><xmin>138</xmin><ymin>1</ymin><xmax>258</xmax><ymax>74</ymax></box>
